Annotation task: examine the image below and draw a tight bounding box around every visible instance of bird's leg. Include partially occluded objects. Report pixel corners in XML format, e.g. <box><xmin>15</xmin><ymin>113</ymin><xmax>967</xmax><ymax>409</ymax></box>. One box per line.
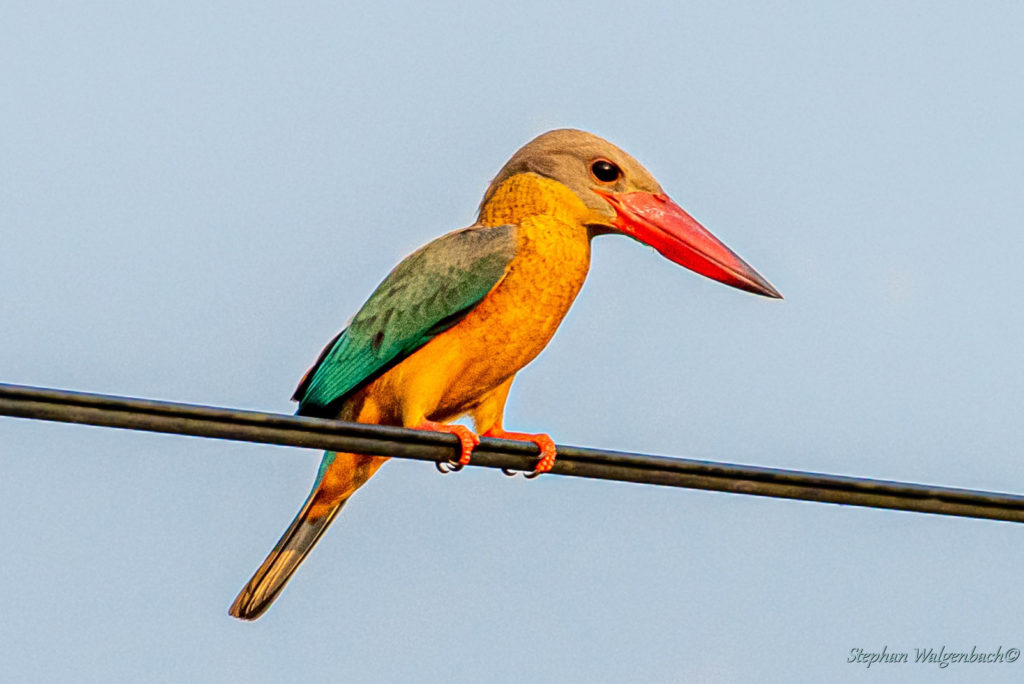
<box><xmin>482</xmin><ymin>427</ymin><xmax>557</xmax><ymax>478</ymax></box>
<box><xmin>468</xmin><ymin>378</ymin><xmax>557</xmax><ymax>478</ymax></box>
<box><xmin>414</xmin><ymin>420</ymin><xmax>480</xmax><ymax>473</ymax></box>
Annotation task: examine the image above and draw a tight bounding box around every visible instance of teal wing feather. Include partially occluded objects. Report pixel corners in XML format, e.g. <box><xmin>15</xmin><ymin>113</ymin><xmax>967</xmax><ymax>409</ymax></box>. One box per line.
<box><xmin>294</xmin><ymin>224</ymin><xmax>518</xmax><ymax>417</ymax></box>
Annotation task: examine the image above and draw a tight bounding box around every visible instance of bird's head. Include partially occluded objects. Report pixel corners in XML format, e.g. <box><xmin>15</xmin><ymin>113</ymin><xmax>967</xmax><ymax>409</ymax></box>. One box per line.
<box><xmin>481</xmin><ymin>128</ymin><xmax>782</xmax><ymax>299</ymax></box>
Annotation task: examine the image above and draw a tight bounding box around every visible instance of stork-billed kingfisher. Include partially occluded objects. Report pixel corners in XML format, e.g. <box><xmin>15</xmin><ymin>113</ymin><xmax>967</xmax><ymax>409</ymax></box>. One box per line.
<box><xmin>229</xmin><ymin>129</ymin><xmax>781</xmax><ymax>620</ymax></box>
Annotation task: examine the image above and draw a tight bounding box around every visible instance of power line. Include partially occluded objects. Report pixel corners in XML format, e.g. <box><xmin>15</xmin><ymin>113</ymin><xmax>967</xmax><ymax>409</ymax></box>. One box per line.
<box><xmin>2</xmin><ymin>382</ymin><xmax>1023</xmax><ymax>524</ymax></box>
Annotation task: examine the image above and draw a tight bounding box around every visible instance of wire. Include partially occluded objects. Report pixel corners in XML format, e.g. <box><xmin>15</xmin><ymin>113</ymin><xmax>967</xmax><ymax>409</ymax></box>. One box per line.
<box><xmin>2</xmin><ymin>382</ymin><xmax>1023</xmax><ymax>524</ymax></box>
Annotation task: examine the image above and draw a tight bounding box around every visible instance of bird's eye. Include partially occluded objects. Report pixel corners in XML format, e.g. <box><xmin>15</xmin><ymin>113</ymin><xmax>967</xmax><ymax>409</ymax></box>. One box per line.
<box><xmin>590</xmin><ymin>159</ymin><xmax>622</xmax><ymax>183</ymax></box>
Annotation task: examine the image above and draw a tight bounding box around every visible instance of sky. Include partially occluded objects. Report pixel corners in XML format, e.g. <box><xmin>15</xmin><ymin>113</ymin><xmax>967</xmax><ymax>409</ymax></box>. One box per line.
<box><xmin>2</xmin><ymin>2</ymin><xmax>1024</xmax><ymax>682</ymax></box>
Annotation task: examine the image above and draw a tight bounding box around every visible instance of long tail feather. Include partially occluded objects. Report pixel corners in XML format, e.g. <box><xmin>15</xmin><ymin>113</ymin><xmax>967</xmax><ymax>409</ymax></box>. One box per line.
<box><xmin>229</xmin><ymin>492</ymin><xmax>348</xmax><ymax>621</ymax></box>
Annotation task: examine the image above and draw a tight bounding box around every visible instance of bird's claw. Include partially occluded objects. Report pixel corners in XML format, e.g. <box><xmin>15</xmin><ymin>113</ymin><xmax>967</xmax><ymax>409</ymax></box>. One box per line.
<box><xmin>487</xmin><ymin>432</ymin><xmax>557</xmax><ymax>479</ymax></box>
<box><xmin>500</xmin><ymin>463</ymin><xmax>550</xmax><ymax>478</ymax></box>
<box><xmin>417</xmin><ymin>421</ymin><xmax>479</xmax><ymax>476</ymax></box>
<box><xmin>527</xmin><ymin>449</ymin><xmax>557</xmax><ymax>477</ymax></box>
<box><xmin>436</xmin><ymin>460</ymin><xmax>465</xmax><ymax>474</ymax></box>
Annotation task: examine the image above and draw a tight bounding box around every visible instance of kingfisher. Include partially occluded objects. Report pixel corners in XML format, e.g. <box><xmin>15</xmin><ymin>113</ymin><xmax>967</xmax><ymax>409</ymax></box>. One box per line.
<box><xmin>229</xmin><ymin>129</ymin><xmax>781</xmax><ymax>620</ymax></box>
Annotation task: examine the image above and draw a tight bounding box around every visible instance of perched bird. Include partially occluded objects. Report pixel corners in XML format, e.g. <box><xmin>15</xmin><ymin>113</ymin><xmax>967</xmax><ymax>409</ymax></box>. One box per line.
<box><xmin>229</xmin><ymin>129</ymin><xmax>781</xmax><ymax>620</ymax></box>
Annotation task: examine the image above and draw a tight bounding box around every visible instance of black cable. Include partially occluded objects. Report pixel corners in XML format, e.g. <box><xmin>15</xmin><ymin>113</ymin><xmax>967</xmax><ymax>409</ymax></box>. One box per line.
<box><xmin>2</xmin><ymin>382</ymin><xmax>1023</xmax><ymax>523</ymax></box>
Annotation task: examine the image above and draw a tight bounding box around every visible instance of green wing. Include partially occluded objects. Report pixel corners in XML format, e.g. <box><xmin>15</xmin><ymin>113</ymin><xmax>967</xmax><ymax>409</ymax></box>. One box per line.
<box><xmin>294</xmin><ymin>224</ymin><xmax>518</xmax><ymax>417</ymax></box>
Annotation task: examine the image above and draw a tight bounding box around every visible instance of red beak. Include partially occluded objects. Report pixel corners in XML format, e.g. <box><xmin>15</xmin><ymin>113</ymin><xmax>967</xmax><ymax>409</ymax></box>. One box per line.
<box><xmin>598</xmin><ymin>191</ymin><xmax>782</xmax><ymax>299</ymax></box>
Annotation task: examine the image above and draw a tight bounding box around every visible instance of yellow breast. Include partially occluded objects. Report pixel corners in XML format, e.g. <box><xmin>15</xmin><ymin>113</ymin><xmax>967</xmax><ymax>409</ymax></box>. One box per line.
<box><xmin>362</xmin><ymin>173</ymin><xmax>593</xmax><ymax>424</ymax></box>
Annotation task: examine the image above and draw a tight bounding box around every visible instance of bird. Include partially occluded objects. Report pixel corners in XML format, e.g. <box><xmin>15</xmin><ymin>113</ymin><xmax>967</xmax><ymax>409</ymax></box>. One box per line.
<box><xmin>229</xmin><ymin>128</ymin><xmax>781</xmax><ymax>620</ymax></box>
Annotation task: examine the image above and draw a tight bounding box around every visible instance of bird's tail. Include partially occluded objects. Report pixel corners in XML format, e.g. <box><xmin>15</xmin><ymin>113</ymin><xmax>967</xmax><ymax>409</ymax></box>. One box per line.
<box><xmin>229</xmin><ymin>450</ymin><xmax>385</xmax><ymax>621</ymax></box>
<box><xmin>229</xmin><ymin>488</ymin><xmax>348</xmax><ymax>621</ymax></box>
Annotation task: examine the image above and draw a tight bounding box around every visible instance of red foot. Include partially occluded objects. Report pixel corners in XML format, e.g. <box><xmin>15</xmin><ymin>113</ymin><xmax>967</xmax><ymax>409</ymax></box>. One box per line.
<box><xmin>482</xmin><ymin>428</ymin><xmax>557</xmax><ymax>474</ymax></box>
<box><xmin>415</xmin><ymin>420</ymin><xmax>480</xmax><ymax>466</ymax></box>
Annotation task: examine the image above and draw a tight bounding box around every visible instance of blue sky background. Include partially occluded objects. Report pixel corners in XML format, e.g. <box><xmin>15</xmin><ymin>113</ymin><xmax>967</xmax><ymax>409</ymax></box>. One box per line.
<box><xmin>3</xmin><ymin>2</ymin><xmax>1024</xmax><ymax>682</ymax></box>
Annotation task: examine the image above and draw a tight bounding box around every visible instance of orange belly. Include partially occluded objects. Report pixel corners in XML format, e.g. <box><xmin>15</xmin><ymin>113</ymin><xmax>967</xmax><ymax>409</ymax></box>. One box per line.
<box><xmin>359</xmin><ymin>211</ymin><xmax>591</xmax><ymax>426</ymax></box>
